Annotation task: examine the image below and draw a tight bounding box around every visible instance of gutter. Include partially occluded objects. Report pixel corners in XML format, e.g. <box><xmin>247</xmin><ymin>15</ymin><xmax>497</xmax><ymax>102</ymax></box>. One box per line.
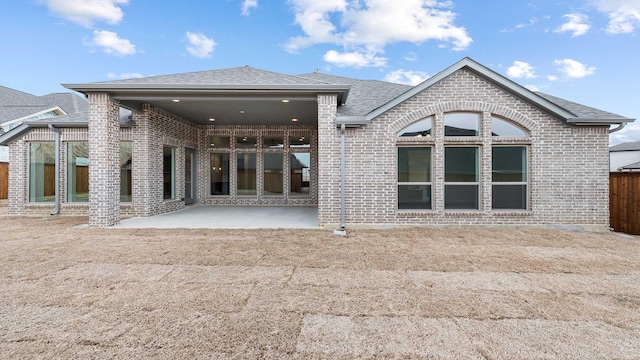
<box><xmin>48</xmin><ymin>124</ymin><xmax>61</xmax><ymax>215</ymax></box>
<box><xmin>609</xmin><ymin>122</ymin><xmax>626</xmax><ymax>134</ymax></box>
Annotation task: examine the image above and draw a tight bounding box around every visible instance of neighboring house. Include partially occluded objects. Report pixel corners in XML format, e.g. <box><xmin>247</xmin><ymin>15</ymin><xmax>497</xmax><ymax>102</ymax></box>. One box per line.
<box><xmin>610</xmin><ymin>141</ymin><xmax>640</xmax><ymax>171</ymax></box>
<box><xmin>0</xmin><ymin>85</ymin><xmax>89</xmax><ymax>162</ymax></box>
<box><xmin>0</xmin><ymin>58</ymin><xmax>634</xmax><ymax>229</ymax></box>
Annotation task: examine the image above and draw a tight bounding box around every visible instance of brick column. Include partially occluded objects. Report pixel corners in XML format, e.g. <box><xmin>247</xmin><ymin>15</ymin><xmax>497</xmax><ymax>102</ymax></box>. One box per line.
<box><xmin>8</xmin><ymin>140</ymin><xmax>27</xmax><ymax>215</ymax></box>
<box><xmin>316</xmin><ymin>94</ymin><xmax>339</xmax><ymax>226</ymax></box>
<box><xmin>481</xmin><ymin>112</ymin><xmax>492</xmax><ymax>213</ymax></box>
<box><xmin>88</xmin><ymin>93</ymin><xmax>120</xmax><ymax>226</ymax></box>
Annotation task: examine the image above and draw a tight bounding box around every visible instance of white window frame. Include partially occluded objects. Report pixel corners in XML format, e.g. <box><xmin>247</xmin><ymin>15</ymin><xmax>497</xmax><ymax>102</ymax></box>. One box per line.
<box><xmin>491</xmin><ymin>145</ymin><xmax>529</xmax><ymax>210</ymax></box>
<box><xmin>397</xmin><ymin>146</ymin><xmax>433</xmax><ymax>210</ymax></box>
<box><xmin>444</xmin><ymin>146</ymin><xmax>480</xmax><ymax>210</ymax></box>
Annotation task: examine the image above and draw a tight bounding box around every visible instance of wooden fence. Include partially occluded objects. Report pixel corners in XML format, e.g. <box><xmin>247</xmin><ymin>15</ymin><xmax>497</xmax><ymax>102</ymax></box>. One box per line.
<box><xmin>0</xmin><ymin>162</ymin><xmax>7</xmax><ymax>200</ymax></box>
<box><xmin>610</xmin><ymin>172</ymin><xmax>640</xmax><ymax>235</ymax></box>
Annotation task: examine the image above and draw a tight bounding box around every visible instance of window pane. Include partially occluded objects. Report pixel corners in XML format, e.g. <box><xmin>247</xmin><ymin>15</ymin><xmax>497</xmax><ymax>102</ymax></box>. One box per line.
<box><xmin>163</xmin><ymin>146</ymin><xmax>175</xmax><ymax>200</ymax></box>
<box><xmin>445</xmin><ymin>185</ymin><xmax>478</xmax><ymax>209</ymax></box>
<box><xmin>210</xmin><ymin>153</ymin><xmax>230</xmax><ymax>195</ymax></box>
<box><xmin>398</xmin><ymin>147</ymin><xmax>431</xmax><ymax>182</ymax></box>
<box><xmin>398</xmin><ymin>185</ymin><xmax>431</xmax><ymax>209</ymax></box>
<box><xmin>29</xmin><ymin>143</ymin><xmax>55</xmax><ymax>202</ymax></box>
<box><xmin>209</xmin><ymin>135</ymin><xmax>230</xmax><ymax>148</ymax></box>
<box><xmin>237</xmin><ymin>152</ymin><xmax>257</xmax><ymax>195</ymax></box>
<box><xmin>290</xmin><ymin>152</ymin><xmax>310</xmax><ymax>195</ymax></box>
<box><xmin>493</xmin><ymin>185</ymin><xmax>527</xmax><ymax>209</ymax></box>
<box><xmin>67</xmin><ymin>142</ymin><xmax>89</xmax><ymax>202</ymax></box>
<box><xmin>493</xmin><ymin>146</ymin><xmax>527</xmax><ymax>182</ymax></box>
<box><xmin>120</xmin><ymin>142</ymin><xmax>132</xmax><ymax>202</ymax></box>
<box><xmin>445</xmin><ymin>147</ymin><xmax>478</xmax><ymax>182</ymax></box>
<box><xmin>264</xmin><ymin>153</ymin><xmax>283</xmax><ymax>195</ymax></box>
<box><xmin>290</xmin><ymin>135</ymin><xmax>310</xmax><ymax>148</ymax></box>
<box><xmin>236</xmin><ymin>135</ymin><xmax>257</xmax><ymax>148</ymax></box>
<box><xmin>263</xmin><ymin>135</ymin><xmax>284</xmax><ymax>149</ymax></box>
<box><xmin>491</xmin><ymin>117</ymin><xmax>527</xmax><ymax>137</ymax></box>
<box><xmin>398</xmin><ymin>118</ymin><xmax>432</xmax><ymax>138</ymax></box>
<box><xmin>444</xmin><ymin>112</ymin><xmax>479</xmax><ymax>136</ymax></box>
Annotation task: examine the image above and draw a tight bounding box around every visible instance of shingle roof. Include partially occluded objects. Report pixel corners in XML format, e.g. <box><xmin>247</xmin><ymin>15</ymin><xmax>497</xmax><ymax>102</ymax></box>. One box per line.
<box><xmin>610</xmin><ymin>141</ymin><xmax>640</xmax><ymax>152</ymax></box>
<box><xmin>297</xmin><ymin>72</ymin><xmax>412</xmax><ymax>116</ymax></box>
<box><xmin>621</xmin><ymin>160</ymin><xmax>640</xmax><ymax>170</ymax></box>
<box><xmin>0</xmin><ymin>85</ymin><xmax>88</xmax><ymax>124</ymax></box>
<box><xmin>535</xmin><ymin>92</ymin><xmax>631</xmax><ymax>122</ymax></box>
<box><xmin>95</xmin><ymin>66</ymin><xmax>330</xmax><ymax>86</ymax></box>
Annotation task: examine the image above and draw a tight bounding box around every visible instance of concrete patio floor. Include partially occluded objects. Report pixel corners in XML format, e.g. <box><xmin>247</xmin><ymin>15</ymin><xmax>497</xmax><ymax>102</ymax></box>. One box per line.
<box><xmin>115</xmin><ymin>206</ymin><xmax>318</xmax><ymax>229</ymax></box>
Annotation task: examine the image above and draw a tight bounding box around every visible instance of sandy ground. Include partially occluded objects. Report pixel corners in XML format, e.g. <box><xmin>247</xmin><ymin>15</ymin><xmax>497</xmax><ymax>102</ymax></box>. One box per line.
<box><xmin>0</xmin><ymin>213</ymin><xmax>639</xmax><ymax>359</ymax></box>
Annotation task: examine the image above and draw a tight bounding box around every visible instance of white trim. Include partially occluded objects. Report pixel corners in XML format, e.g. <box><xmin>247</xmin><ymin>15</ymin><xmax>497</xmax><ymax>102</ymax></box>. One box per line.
<box><xmin>0</xmin><ymin>106</ymin><xmax>66</xmax><ymax>128</ymax></box>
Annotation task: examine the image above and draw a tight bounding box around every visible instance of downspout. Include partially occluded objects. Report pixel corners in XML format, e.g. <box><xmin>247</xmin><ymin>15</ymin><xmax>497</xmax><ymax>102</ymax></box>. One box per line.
<box><xmin>339</xmin><ymin>123</ymin><xmax>347</xmax><ymax>232</ymax></box>
<box><xmin>609</xmin><ymin>122</ymin><xmax>626</xmax><ymax>134</ymax></box>
<box><xmin>48</xmin><ymin>124</ymin><xmax>61</xmax><ymax>215</ymax></box>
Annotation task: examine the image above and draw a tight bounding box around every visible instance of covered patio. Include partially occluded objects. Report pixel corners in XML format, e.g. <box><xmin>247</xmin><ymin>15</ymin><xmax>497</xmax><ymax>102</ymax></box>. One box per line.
<box><xmin>114</xmin><ymin>206</ymin><xmax>318</xmax><ymax>229</ymax></box>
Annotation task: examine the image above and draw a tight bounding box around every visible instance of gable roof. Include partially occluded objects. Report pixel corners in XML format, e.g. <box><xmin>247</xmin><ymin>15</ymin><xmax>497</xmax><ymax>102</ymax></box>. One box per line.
<box><xmin>345</xmin><ymin>57</ymin><xmax>632</xmax><ymax>126</ymax></box>
<box><xmin>610</xmin><ymin>141</ymin><xmax>640</xmax><ymax>152</ymax></box>
<box><xmin>620</xmin><ymin>160</ymin><xmax>640</xmax><ymax>170</ymax></box>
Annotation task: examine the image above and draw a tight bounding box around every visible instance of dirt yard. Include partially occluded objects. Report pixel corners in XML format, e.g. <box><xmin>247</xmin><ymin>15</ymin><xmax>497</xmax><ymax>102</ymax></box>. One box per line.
<box><xmin>1</xmin><ymin>213</ymin><xmax>639</xmax><ymax>359</ymax></box>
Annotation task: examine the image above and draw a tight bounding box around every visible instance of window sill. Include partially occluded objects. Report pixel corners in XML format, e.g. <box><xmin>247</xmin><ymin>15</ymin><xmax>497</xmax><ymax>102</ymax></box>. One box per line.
<box><xmin>492</xmin><ymin>210</ymin><xmax>532</xmax><ymax>216</ymax></box>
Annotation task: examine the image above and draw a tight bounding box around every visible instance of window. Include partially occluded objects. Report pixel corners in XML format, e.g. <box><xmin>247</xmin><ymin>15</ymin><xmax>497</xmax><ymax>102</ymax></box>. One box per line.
<box><xmin>445</xmin><ymin>147</ymin><xmax>479</xmax><ymax>209</ymax></box>
<box><xmin>209</xmin><ymin>135</ymin><xmax>231</xmax><ymax>148</ymax></box>
<box><xmin>397</xmin><ymin>118</ymin><xmax>432</xmax><ymax>138</ymax></box>
<box><xmin>290</xmin><ymin>135</ymin><xmax>310</xmax><ymax>148</ymax></box>
<box><xmin>210</xmin><ymin>153</ymin><xmax>230</xmax><ymax>195</ymax></box>
<box><xmin>397</xmin><ymin>147</ymin><xmax>432</xmax><ymax>209</ymax></box>
<box><xmin>29</xmin><ymin>143</ymin><xmax>55</xmax><ymax>202</ymax></box>
<box><xmin>163</xmin><ymin>146</ymin><xmax>175</xmax><ymax>200</ymax></box>
<box><xmin>491</xmin><ymin>116</ymin><xmax>528</xmax><ymax>137</ymax></box>
<box><xmin>444</xmin><ymin>112</ymin><xmax>480</xmax><ymax>136</ymax></box>
<box><xmin>67</xmin><ymin>142</ymin><xmax>89</xmax><ymax>202</ymax></box>
<box><xmin>237</xmin><ymin>152</ymin><xmax>257</xmax><ymax>195</ymax></box>
<box><xmin>290</xmin><ymin>152</ymin><xmax>310</xmax><ymax>195</ymax></box>
<box><xmin>236</xmin><ymin>135</ymin><xmax>257</xmax><ymax>148</ymax></box>
<box><xmin>120</xmin><ymin>142</ymin><xmax>132</xmax><ymax>202</ymax></box>
<box><xmin>264</xmin><ymin>153</ymin><xmax>283</xmax><ymax>195</ymax></box>
<box><xmin>493</xmin><ymin>146</ymin><xmax>527</xmax><ymax>209</ymax></box>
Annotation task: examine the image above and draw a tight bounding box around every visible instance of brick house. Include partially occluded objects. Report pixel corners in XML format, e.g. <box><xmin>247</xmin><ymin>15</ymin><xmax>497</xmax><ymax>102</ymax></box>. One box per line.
<box><xmin>0</xmin><ymin>58</ymin><xmax>633</xmax><ymax>229</ymax></box>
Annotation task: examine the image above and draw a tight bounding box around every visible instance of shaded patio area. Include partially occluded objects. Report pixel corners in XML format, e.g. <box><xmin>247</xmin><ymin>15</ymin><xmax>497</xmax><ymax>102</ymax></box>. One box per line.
<box><xmin>115</xmin><ymin>206</ymin><xmax>318</xmax><ymax>229</ymax></box>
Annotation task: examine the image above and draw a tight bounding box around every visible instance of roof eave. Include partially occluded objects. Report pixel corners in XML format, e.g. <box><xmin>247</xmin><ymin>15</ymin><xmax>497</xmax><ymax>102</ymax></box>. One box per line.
<box><xmin>0</xmin><ymin>120</ymin><xmax>132</xmax><ymax>146</ymax></box>
<box><xmin>336</xmin><ymin>115</ymin><xmax>367</xmax><ymax>128</ymax></box>
<box><xmin>567</xmin><ymin>117</ymin><xmax>635</xmax><ymax>126</ymax></box>
<box><xmin>62</xmin><ymin>83</ymin><xmax>351</xmax><ymax>105</ymax></box>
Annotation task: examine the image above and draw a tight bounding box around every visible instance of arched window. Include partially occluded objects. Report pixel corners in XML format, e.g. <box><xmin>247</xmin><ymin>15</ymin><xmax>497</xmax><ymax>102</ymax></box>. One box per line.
<box><xmin>491</xmin><ymin>116</ymin><xmax>528</xmax><ymax>137</ymax></box>
<box><xmin>444</xmin><ymin>112</ymin><xmax>480</xmax><ymax>136</ymax></box>
<box><xmin>397</xmin><ymin>117</ymin><xmax>432</xmax><ymax>138</ymax></box>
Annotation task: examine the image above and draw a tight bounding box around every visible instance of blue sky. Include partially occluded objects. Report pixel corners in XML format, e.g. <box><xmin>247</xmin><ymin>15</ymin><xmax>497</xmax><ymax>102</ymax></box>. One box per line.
<box><xmin>1</xmin><ymin>0</ymin><xmax>639</xmax><ymax>144</ymax></box>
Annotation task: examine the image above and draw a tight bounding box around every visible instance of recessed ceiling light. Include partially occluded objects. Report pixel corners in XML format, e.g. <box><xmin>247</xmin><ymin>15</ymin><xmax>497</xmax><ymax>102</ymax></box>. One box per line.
<box><xmin>291</xmin><ymin>118</ymin><xmax>298</xmax><ymax>122</ymax></box>
<box><xmin>209</xmin><ymin>118</ymin><xmax>215</xmax><ymax>122</ymax></box>
<box><xmin>281</xmin><ymin>99</ymin><xmax>290</xmax><ymax>103</ymax></box>
<box><xmin>239</xmin><ymin>110</ymin><xmax>245</xmax><ymax>114</ymax></box>
<box><xmin>172</xmin><ymin>99</ymin><xmax>180</xmax><ymax>103</ymax></box>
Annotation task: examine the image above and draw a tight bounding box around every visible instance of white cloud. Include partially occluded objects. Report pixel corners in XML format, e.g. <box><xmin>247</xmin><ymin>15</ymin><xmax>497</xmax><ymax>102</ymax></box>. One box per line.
<box><xmin>384</xmin><ymin>69</ymin><xmax>429</xmax><ymax>85</ymax></box>
<box><xmin>554</xmin><ymin>13</ymin><xmax>590</xmax><ymax>37</ymax></box>
<box><xmin>43</xmin><ymin>0</ymin><xmax>128</xmax><ymax>27</ymax></box>
<box><xmin>591</xmin><ymin>0</ymin><xmax>640</xmax><ymax>34</ymax></box>
<box><xmin>547</xmin><ymin>75</ymin><xmax>559</xmax><ymax>81</ymax></box>
<box><xmin>525</xmin><ymin>84</ymin><xmax>540</xmax><ymax>92</ymax></box>
<box><xmin>286</xmin><ymin>0</ymin><xmax>471</xmax><ymax>68</ymax></box>
<box><xmin>242</xmin><ymin>0</ymin><xmax>258</xmax><ymax>15</ymax></box>
<box><xmin>507</xmin><ymin>61</ymin><xmax>537</xmax><ymax>79</ymax></box>
<box><xmin>89</xmin><ymin>30</ymin><xmax>135</xmax><ymax>56</ymax></box>
<box><xmin>107</xmin><ymin>72</ymin><xmax>144</xmax><ymax>79</ymax></box>
<box><xmin>404</xmin><ymin>52</ymin><xmax>418</xmax><ymax>62</ymax></box>
<box><xmin>323</xmin><ymin>50</ymin><xmax>386</xmax><ymax>68</ymax></box>
<box><xmin>186</xmin><ymin>32</ymin><xmax>216</xmax><ymax>58</ymax></box>
<box><xmin>553</xmin><ymin>59</ymin><xmax>596</xmax><ymax>78</ymax></box>
<box><xmin>610</xmin><ymin>123</ymin><xmax>640</xmax><ymax>145</ymax></box>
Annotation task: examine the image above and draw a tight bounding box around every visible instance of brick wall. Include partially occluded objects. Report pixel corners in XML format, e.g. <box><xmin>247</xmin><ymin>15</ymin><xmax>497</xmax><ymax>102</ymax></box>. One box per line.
<box><xmin>316</xmin><ymin>69</ymin><xmax>610</xmax><ymax>228</ymax></box>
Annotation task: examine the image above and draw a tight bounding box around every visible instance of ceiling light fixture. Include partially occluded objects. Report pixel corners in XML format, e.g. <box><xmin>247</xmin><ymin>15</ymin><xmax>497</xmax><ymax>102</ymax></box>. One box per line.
<box><xmin>239</xmin><ymin>110</ymin><xmax>245</xmax><ymax>114</ymax></box>
<box><xmin>209</xmin><ymin>118</ymin><xmax>215</xmax><ymax>122</ymax></box>
<box><xmin>172</xmin><ymin>99</ymin><xmax>180</xmax><ymax>103</ymax></box>
<box><xmin>281</xmin><ymin>99</ymin><xmax>290</xmax><ymax>103</ymax></box>
<box><xmin>292</xmin><ymin>118</ymin><xmax>298</xmax><ymax>122</ymax></box>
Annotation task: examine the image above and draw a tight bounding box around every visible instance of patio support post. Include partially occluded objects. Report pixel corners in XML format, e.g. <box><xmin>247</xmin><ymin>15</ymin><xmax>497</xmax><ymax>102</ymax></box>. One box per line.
<box><xmin>339</xmin><ymin>123</ymin><xmax>346</xmax><ymax>230</ymax></box>
<box><xmin>88</xmin><ymin>92</ymin><xmax>121</xmax><ymax>227</ymax></box>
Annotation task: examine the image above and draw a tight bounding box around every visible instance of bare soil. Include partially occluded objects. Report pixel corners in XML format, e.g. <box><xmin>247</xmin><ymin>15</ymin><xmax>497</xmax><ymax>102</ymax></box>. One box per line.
<box><xmin>1</xmin><ymin>213</ymin><xmax>639</xmax><ymax>359</ymax></box>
